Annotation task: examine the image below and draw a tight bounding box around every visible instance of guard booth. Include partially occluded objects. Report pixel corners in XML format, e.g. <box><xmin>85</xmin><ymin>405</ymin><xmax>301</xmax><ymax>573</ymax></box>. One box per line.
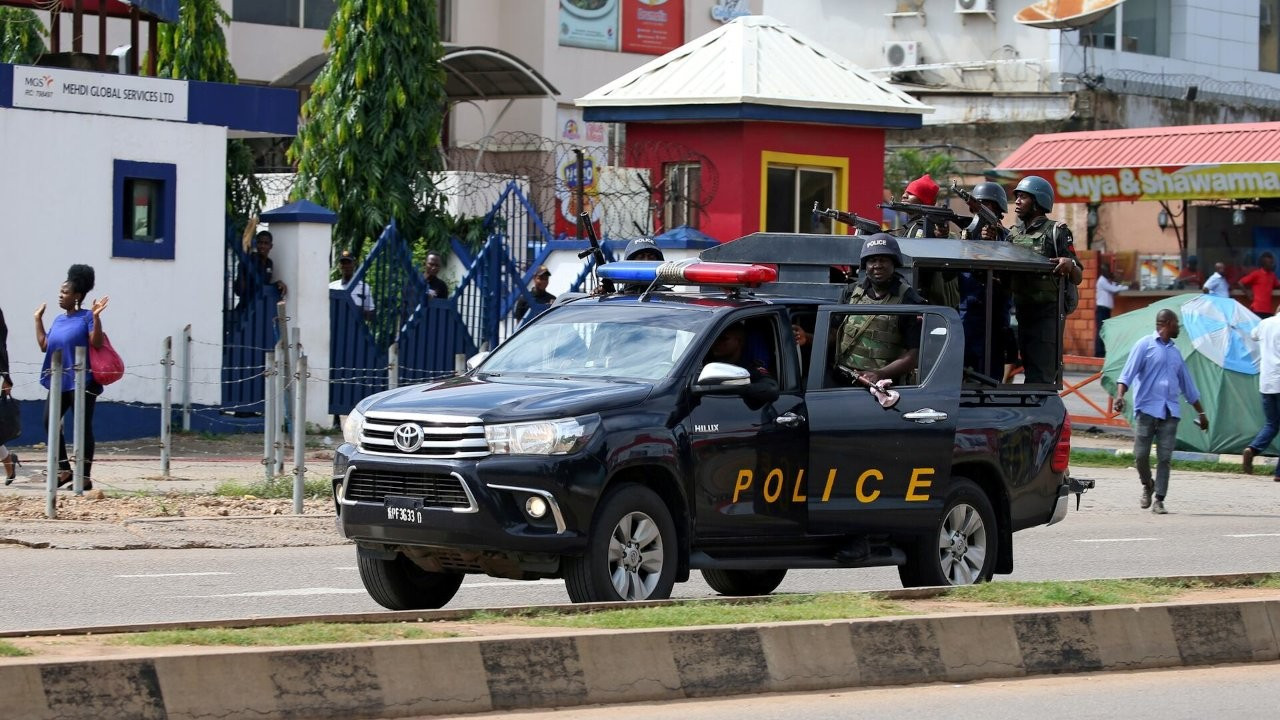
<box><xmin>701</xmin><ymin>233</ymin><xmax>1062</xmax><ymax>387</ymax></box>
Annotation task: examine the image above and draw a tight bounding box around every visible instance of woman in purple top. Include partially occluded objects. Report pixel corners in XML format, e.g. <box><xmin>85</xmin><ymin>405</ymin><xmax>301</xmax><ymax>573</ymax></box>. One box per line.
<box><xmin>34</xmin><ymin>264</ymin><xmax>110</xmax><ymax>489</ymax></box>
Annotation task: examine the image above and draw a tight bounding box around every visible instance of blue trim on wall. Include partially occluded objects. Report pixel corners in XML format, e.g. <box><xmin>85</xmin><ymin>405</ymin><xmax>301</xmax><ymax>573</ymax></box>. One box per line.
<box><xmin>187</xmin><ymin>80</ymin><xmax>298</xmax><ymax>136</ymax></box>
<box><xmin>8</xmin><ymin>399</ymin><xmax>268</xmax><ymax>447</ymax></box>
<box><xmin>261</xmin><ymin>199</ymin><xmax>337</xmax><ymax>225</ymax></box>
<box><xmin>112</xmin><ymin>159</ymin><xmax>177</xmax><ymax>260</ymax></box>
<box><xmin>0</xmin><ymin>64</ymin><xmax>12</xmax><ymax>109</ymax></box>
<box><xmin>583</xmin><ymin>103</ymin><xmax>923</xmax><ymax>129</ymax></box>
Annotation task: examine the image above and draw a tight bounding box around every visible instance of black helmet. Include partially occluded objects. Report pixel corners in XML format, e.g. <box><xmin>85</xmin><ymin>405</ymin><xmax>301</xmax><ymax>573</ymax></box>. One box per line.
<box><xmin>859</xmin><ymin>233</ymin><xmax>902</xmax><ymax>267</ymax></box>
<box><xmin>971</xmin><ymin>182</ymin><xmax>1008</xmax><ymax>214</ymax></box>
<box><xmin>624</xmin><ymin>237</ymin><xmax>664</xmax><ymax>261</ymax></box>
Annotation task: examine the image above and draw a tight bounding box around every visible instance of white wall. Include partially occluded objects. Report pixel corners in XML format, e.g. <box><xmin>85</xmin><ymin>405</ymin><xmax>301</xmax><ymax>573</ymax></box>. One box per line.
<box><xmin>0</xmin><ymin>107</ymin><xmax>227</xmax><ymax>406</ymax></box>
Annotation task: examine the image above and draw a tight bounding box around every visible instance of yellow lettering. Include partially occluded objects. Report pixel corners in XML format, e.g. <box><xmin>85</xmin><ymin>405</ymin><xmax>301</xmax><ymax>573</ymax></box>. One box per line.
<box><xmin>856</xmin><ymin>469</ymin><xmax>883</xmax><ymax>503</ymax></box>
<box><xmin>791</xmin><ymin>468</ymin><xmax>806</xmax><ymax>502</ymax></box>
<box><xmin>763</xmin><ymin>468</ymin><xmax>784</xmax><ymax>503</ymax></box>
<box><xmin>906</xmin><ymin>467</ymin><xmax>934</xmax><ymax>501</ymax></box>
<box><xmin>732</xmin><ymin>470</ymin><xmax>753</xmax><ymax>504</ymax></box>
<box><xmin>821</xmin><ymin>469</ymin><xmax>838</xmax><ymax>502</ymax></box>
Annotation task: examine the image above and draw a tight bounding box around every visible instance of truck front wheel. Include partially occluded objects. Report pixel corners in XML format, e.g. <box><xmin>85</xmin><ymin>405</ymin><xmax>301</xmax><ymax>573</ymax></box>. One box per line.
<box><xmin>701</xmin><ymin>569</ymin><xmax>788</xmax><ymax>597</ymax></box>
<box><xmin>565</xmin><ymin>484</ymin><xmax>678</xmax><ymax>603</ymax></box>
<box><xmin>898</xmin><ymin>478</ymin><xmax>997</xmax><ymax>587</ymax></box>
<box><xmin>357</xmin><ymin>549</ymin><xmax>465</xmax><ymax>610</ymax></box>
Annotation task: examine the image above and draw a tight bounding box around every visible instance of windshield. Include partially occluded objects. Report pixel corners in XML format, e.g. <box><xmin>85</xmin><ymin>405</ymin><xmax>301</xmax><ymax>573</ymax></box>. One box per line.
<box><xmin>479</xmin><ymin>304</ymin><xmax>710</xmax><ymax>380</ymax></box>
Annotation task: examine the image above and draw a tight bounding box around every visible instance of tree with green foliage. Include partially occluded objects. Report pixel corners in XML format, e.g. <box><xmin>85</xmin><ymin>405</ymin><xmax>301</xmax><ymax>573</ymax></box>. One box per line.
<box><xmin>289</xmin><ymin>0</ymin><xmax>450</xmax><ymax>258</ymax></box>
<box><xmin>0</xmin><ymin>7</ymin><xmax>47</xmax><ymax>65</ymax></box>
<box><xmin>885</xmin><ymin>148</ymin><xmax>959</xmax><ymax>199</ymax></box>
<box><xmin>150</xmin><ymin>0</ymin><xmax>263</xmax><ymax>229</ymax></box>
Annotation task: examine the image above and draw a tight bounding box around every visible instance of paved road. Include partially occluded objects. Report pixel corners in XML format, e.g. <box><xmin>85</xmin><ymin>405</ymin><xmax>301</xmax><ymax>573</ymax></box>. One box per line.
<box><xmin>434</xmin><ymin>663</ymin><xmax>1280</xmax><ymax>720</ymax></box>
<box><xmin>3</xmin><ymin>464</ymin><xmax>1279</xmax><ymax>632</ymax></box>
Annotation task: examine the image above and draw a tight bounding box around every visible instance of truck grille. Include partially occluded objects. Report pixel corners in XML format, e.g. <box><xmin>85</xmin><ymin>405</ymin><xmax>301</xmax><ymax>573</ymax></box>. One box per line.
<box><xmin>344</xmin><ymin>469</ymin><xmax>474</xmax><ymax>509</ymax></box>
<box><xmin>360</xmin><ymin>412</ymin><xmax>489</xmax><ymax>459</ymax></box>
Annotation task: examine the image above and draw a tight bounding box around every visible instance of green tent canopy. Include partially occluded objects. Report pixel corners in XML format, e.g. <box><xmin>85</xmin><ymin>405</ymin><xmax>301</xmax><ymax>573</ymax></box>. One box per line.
<box><xmin>1099</xmin><ymin>293</ymin><xmax>1269</xmax><ymax>454</ymax></box>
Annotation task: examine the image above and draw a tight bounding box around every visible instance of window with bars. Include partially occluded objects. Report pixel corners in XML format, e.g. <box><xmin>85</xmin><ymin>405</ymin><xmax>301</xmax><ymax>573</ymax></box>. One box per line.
<box><xmin>663</xmin><ymin>162</ymin><xmax>701</xmax><ymax>230</ymax></box>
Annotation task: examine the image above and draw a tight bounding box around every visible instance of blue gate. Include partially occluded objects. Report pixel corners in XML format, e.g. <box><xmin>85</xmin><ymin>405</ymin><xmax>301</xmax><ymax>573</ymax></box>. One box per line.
<box><xmin>328</xmin><ymin>221</ymin><xmax>478</xmax><ymax>416</ymax></box>
<box><xmin>222</xmin><ymin>224</ymin><xmax>281</xmax><ymax>411</ymax></box>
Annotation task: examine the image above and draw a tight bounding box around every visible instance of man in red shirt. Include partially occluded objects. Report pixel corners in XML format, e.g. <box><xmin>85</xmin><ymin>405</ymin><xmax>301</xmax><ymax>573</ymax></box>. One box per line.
<box><xmin>1239</xmin><ymin>253</ymin><xmax>1280</xmax><ymax>319</ymax></box>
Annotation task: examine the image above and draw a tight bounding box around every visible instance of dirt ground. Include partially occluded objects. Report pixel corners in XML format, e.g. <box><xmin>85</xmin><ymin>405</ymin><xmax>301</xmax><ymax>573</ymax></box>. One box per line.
<box><xmin>5</xmin><ymin>586</ymin><xmax>1278</xmax><ymax>661</ymax></box>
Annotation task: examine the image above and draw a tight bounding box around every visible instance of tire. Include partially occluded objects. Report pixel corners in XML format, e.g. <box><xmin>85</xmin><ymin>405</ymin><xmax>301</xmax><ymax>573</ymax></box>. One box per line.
<box><xmin>700</xmin><ymin>568</ymin><xmax>788</xmax><ymax>597</ymax></box>
<box><xmin>564</xmin><ymin>484</ymin><xmax>678</xmax><ymax>603</ymax></box>
<box><xmin>357</xmin><ymin>549</ymin><xmax>465</xmax><ymax>610</ymax></box>
<box><xmin>898</xmin><ymin>478</ymin><xmax>998</xmax><ymax>588</ymax></box>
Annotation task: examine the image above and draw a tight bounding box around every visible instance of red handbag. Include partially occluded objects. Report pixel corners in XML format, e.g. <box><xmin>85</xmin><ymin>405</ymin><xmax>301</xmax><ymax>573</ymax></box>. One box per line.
<box><xmin>89</xmin><ymin>335</ymin><xmax>125</xmax><ymax>385</ymax></box>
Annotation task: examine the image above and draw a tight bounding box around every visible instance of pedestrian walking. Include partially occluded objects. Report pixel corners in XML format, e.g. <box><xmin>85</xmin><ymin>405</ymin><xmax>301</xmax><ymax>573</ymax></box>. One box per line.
<box><xmin>1202</xmin><ymin>261</ymin><xmax>1229</xmax><ymax>298</ymax></box>
<box><xmin>1113</xmin><ymin>309</ymin><xmax>1208</xmax><ymax>514</ymax></box>
<box><xmin>0</xmin><ymin>304</ymin><xmax>19</xmax><ymax>484</ymax></box>
<box><xmin>1242</xmin><ymin>303</ymin><xmax>1280</xmax><ymax>481</ymax></box>
<box><xmin>34</xmin><ymin>264</ymin><xmax>109</xmax><ymax>490</ymax></box>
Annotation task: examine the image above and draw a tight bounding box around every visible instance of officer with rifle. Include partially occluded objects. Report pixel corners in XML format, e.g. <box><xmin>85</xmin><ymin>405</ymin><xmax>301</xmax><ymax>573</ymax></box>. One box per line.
<box><xmin>836</xmin><ymin>234</ymin><xmax>924</xmax><ymax>387</ymax></box>
<box><xmin>881</xmin><ymin>174</ymin><xmax>965</xmax><ymax>308</ymax></box>
<box><xmin>953</xmin><ymin>181</ymin><xmax>1013</xmax><ymax>378</ymax></box>
<box><xmin>1007</xmin><ymin>176</ymin><xmax>1082</xmax><ymax>385</ymax></box>
<box><xmin>955</xmin><ymin>181</ymin><xmax>1010</xmax><ymax>242</ymax></box>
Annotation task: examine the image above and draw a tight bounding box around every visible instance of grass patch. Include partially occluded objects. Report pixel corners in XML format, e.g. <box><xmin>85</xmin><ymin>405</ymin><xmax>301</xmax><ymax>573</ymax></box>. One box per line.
<box><xmin>470</xmin><ymin>593</ymin><xmax>909</xmax><ymax>630</ymax></box>
<box><xmin>111</xmin><ymin>622</ymin><xmax>457</xmax><ymax>648</ymax></box>
<box><xmin>1071</xmin><ymin>449</ymin><xmax>1246</xmax><ymax>474</ymax></box>
<box><xmin>213</xmin><ymin>476</ymin><xmax>330</xmax><ymax>499</ymax></box>
<box><xmin>946</xmin><ymin>579</ymin><xmax>1188</xmax><ymax>607</ymax></box>
<box><xmin>0</xmin><ymin>640</ymin><xmax>31</xmax><ymax>657</ymax></box>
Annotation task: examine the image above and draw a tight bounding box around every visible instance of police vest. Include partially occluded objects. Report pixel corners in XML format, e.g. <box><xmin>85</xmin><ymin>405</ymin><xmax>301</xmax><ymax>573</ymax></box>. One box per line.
<box><xmin>838</xmin><ymin>282</ymin><xmax>908</xmax><ymax>370</ymax></box>
<box><xmin>1008</xmin><ymin>219</ymin><xmax>1062</xmax><ymax>305</ymax></box>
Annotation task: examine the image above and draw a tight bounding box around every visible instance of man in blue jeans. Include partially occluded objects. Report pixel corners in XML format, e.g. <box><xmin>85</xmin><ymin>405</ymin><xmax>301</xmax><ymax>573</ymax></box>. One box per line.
<box><xmin>1243</xmin><ymin>304</ymin><xmax>1280</xmax><ymax>480</ymax></box>
<box><xmin>1113</xmin><ymin>309</ymin><xmax>1209</xmax><ymax>514</ymax></box>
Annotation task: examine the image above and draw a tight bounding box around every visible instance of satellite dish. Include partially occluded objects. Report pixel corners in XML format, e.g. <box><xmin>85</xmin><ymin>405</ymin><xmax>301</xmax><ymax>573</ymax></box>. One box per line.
<box><xmin>1014</xmin><ymin>0</ymin><xmax>1125</xmax><ymax>29</ymax></box>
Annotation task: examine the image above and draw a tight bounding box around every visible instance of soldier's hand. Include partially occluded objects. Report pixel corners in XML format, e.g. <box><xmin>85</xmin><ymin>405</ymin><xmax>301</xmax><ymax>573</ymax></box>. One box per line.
<box><xmin>980</xmin><ymin>224</ymin><xmax>1002</xmax><ymax>241</ymax></box>
<box><xmin>791</xmin><ymin>324</ymin><xmax>811</xmax><ymax>348</ymax></box>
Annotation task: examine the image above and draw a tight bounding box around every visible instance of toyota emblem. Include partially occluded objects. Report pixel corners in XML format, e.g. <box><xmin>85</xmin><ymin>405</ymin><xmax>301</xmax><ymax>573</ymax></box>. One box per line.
<box><xmin>393</xmin><ymin>423</ymin><xmax>424</xmax><ymax>453</ymax></box>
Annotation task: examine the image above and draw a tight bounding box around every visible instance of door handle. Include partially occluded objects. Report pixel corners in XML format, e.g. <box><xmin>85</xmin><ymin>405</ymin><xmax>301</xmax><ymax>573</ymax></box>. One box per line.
<box><xmin>903</xmin><ymin>408</ymin><xmax>948</xmax><ymax>424</ymax></box>
<box><xmin>776</xmin><ymin>412</ymin><xmax>806</xmax><ymax>428</ymax></box>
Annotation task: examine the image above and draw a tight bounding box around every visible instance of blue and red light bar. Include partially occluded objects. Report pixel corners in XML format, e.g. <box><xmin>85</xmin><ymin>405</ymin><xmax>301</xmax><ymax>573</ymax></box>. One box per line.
<box><xmin>597</xmin><ymin>259</ymin><xmax>777</xmax><ymax>288</ymax></box>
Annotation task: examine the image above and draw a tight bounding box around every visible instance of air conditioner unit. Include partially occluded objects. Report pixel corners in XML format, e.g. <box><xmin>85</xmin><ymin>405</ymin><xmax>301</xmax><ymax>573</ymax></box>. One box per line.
<box><xmin>883</xmin><ymin>40</ymin><xmax>919</xmax><ymax>68</ymax></box>
<box><xmin>955</xmin><ymin>0</ymin><xmax>995</xmax><ymax>14</ymax></box>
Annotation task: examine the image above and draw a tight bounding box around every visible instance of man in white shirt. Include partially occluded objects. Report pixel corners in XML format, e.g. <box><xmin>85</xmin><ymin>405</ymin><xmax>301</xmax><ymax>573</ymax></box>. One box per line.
<box><xmin>330</xmin><ymin>250</ymin><xmax>375</xmax><ymax>319</ymax></box>
<box><xmin>1202</xmin><ymin>262</ymin><xmax>1229</xmax><ymax>298</ymax></box>
<box><xmin>1243</xmin><ymin>305</ymin><xmax>1280</xmax><ymax>481</ymax></box>
<box><xmin>1094</xmin><ymin>266</ymin><xmax>1130</xmax><ymax>357</ymax></box>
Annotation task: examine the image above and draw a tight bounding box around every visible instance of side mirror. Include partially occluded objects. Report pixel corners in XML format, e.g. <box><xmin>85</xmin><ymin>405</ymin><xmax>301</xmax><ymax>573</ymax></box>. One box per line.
<box><xmin>466</xmin><ymin>351</ymin><xmax>491</xmax><ymax>371</ymax></box>
<box><xmin>693</xmin><ymin>362</ymin><xmax>752</xmax><ymax>393</ymax></box>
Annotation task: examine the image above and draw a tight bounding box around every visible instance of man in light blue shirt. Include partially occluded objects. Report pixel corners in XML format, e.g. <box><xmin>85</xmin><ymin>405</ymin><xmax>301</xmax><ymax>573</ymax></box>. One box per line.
<box><xmin>1202</xmin><ymin>262</ymin><xmax>1229</xmax><ymax>298</ymax></box>
<box><xmin>1113</xmin><ymin>309</ymin><xmax>1208</xmax><ymax>514</ymax></box>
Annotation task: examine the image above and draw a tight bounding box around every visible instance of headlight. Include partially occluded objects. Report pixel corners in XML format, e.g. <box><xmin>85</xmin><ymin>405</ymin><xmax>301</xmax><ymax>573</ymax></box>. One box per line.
<box><xmin>342</xmin><ymin>407</ymin><xmax>366</xmax><ymax>445</ymax></box>
<box><xmin>485</xmin><ymin>415</ymin><xmax>599</xmax><ymax>455</ymax></box>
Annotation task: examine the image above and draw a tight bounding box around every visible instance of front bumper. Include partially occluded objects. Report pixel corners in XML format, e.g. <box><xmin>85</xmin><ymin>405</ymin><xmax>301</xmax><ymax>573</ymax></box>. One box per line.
<box><xmin>332</xmin><ymin>443</ymin><xmax>603</xmax><ymax>556</ymax></box>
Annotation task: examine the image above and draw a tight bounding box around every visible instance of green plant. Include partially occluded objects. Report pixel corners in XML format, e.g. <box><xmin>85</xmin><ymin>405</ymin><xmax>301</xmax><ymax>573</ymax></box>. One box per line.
<box><xmin>0</xmin><ymin>640</ymin><xmax>31</xmax><ymax>657</ymax></box>
<box><xmin>214</xmin><ymin>476</ymin><xmax>331</xmax><ymax>499</ymax></box>
<box><xmin>290</xmin><ymin>0</ymin><xmax>450</xmax><ymax>260</ymax></box>
<box><xmin>884</xmin><ymin>148</ymin><xmax>958</xmax><ymax>198</ymax></box>
<box><xmin>149</xmin><ymin>0</ymin><xmax>263</xmax><ymax>228</ymax></box>
<box><xmin>0</xmin><ymin>7</ymin><xmax>46</xmax><ymax>64</ymax></box>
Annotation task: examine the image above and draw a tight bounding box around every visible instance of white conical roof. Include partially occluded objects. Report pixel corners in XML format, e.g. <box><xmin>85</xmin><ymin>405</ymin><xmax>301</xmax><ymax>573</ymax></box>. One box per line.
<box><xmin>576</xmin><ymin>15</ymin><xmax>931</xmax><ymax>116</ymax></box>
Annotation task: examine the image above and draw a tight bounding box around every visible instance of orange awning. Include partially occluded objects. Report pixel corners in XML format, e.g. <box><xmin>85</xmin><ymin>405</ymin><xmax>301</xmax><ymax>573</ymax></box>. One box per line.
<box><xmin>995</xmin><ymin>122</ymin><xmax>1280</xmax><ymax>203</ymax></box>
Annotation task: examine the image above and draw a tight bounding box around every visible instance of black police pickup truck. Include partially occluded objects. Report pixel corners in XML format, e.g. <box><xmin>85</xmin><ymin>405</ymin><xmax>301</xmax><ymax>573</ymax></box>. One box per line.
<box><xmin>334</xmin><ymin>233</ymin><xmax>1076</xmax><ymax>609</ymax></box>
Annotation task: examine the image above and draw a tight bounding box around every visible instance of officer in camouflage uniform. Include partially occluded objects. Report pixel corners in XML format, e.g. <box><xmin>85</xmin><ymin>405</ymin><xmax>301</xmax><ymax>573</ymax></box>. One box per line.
<box><xmin>836</xmin><ymin>234</ymin><xmax>924</xmax><ymax>386</ymax></box>
<box><xmin>1007</xmin><ymin>176</ymin><xmax>1082</xmax><ymax>384</ymax></box>
<box><xmin>896</xmin><ymin>174</ymin><xmax>959</xmax><ymax>309</ymax></box>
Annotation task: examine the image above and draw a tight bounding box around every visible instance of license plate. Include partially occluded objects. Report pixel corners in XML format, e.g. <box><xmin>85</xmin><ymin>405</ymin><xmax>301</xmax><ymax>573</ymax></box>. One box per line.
<box><xmin>384</xmin><ymin>496</ymin><xmax>425</xmax><ymax>524</ymax></box>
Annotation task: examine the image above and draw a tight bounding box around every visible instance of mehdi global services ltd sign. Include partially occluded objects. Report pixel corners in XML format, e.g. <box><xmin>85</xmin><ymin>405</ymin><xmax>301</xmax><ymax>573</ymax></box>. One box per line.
<box><xmin>12</xmin><ymin>64</ymin><xmax>188</xmax><ymax>122</ymax></box>
<box><xmin>1028</xmin><ymin>164</ymin><xmax>1280</xmax><ymax>203</ymax></box>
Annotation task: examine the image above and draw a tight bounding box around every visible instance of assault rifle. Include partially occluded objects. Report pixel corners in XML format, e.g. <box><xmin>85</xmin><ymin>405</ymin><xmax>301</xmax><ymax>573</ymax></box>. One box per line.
<box><xmin>878</xmin><ymin>201</ymin><xmax>972</xmax><ymax>234</ymax></box>
<box><xmin>812</xmin><ymin>202</ymin><xmax>881</xmax><ymax>234</ymax></box>
<box><xmin>576</xmin><ymin>211</ymin><xmax>616</xmax><ymax>294</ymax></box>
<box><xmin>951</xmin><ymin>181</ymin><xmax>1008</xmax><ymax>240</ymax></box>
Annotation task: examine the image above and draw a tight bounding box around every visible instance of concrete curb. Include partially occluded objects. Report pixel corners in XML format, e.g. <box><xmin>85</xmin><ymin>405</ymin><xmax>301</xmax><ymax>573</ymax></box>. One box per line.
<box><xmin>2</xmin><ymin>598</ymin><xmax>1277</xmax><ymax>719</ymax></box>
<box><xmin>1076</xmin><ymin>444</ymin><xmax>1278</xmax><ymax>470</ymax></box>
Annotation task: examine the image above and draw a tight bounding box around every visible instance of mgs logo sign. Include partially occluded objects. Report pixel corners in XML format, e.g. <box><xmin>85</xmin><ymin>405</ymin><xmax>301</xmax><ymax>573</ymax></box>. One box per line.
<box><xmin>393</xmin><ymin>423</ymin><xmax>424</xmax><ymax>453</ymax></box>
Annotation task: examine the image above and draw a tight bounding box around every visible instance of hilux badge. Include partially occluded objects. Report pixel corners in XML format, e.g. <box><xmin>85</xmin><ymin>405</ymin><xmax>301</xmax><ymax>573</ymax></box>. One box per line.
<box><xmin>393</xmin><ymin>423</ymin><xmax>424</xmax><ymax>452</ymax></box>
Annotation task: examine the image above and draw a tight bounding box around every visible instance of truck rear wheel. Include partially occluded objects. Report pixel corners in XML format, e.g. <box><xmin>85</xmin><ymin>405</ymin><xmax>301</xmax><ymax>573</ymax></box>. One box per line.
<box><xmin>357</xmin><ymin>549</ymin><xmax>465</xmax><ymax>610</ymax></box>
<box><xmin>565</xmin><ymin>484</ymin><xmax>678</xmax><ymax>603</ymax></box>
<box><xmin>898</xmin><ymin>478</ymin><xmax>997</xmax><ymax>587</ymax></box>
<box><xmin>700</xmin><ymin>569</ymin><xmax>788</xmax><ymax>597</ymax></box>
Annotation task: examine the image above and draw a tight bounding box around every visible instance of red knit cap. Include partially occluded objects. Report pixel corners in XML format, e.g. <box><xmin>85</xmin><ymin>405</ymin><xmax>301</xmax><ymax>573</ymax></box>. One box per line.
<box><xmin>904</xmin><ymin>174</ymin><xmax>939</xmax><ymax>205</ymax></box>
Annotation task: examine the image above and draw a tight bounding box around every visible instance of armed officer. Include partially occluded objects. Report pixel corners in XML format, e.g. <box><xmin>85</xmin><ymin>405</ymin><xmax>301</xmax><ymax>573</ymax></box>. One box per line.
<box><xmin>897</xmin><ymin>174</ymin><xmax>950</xmax><ymax>239</ymax></box>
<box><xmin>957</xmin><ymin>182</ymin><xmax>1012</xmax><ymax>378</ymax></box>
<box><xmin>1007</xmin><ymin>176</ymin><xmax>1082</xmax><ymax>384</ymax></box>
<box><xmin>836</xmin><ymin>234</ymin><xmax>924</xmax><ymax>386</ymax></box>
<box><xmin>960</xmin><ymin>182</ymin><xmax>1010</xmax><ymax>242</ymax></box>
